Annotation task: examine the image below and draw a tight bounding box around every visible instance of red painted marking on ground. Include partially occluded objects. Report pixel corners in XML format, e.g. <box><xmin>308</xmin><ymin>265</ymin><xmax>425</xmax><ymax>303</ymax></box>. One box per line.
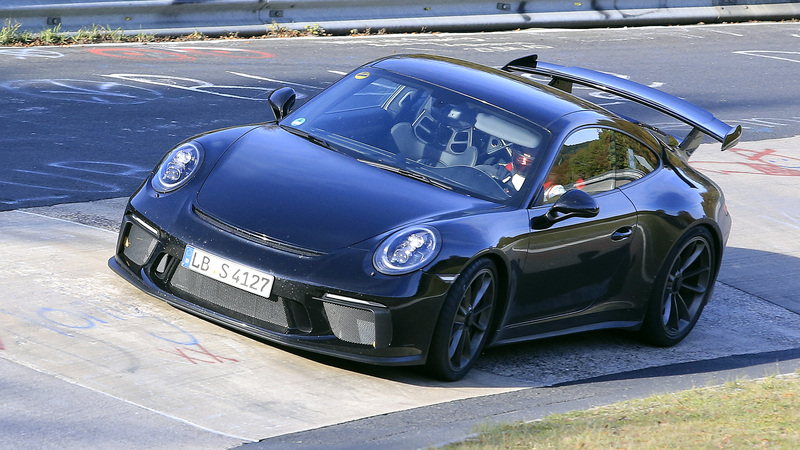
<box><xmin>0</xmin><ymin>337</ymin><xmax>4</xmax><ymax>350</ymax></box>
<box><xmin>159</xmin><ymin>343</ymin><xmax>238</xmax><ymax>364</ymax></box>
<box><xmin>692</xmin><ymin>148</ymin><xmax>800</xmax><ymax>177</ymax></box>
<box><xmin>734</xmin><ymin>148</ymin><xmax>778</xmax><ymax>161</ymax></box>
<box><xmin>692</xmin><ymin>161</ymin><xmax>800</xmax><ymax>176</ymax></box>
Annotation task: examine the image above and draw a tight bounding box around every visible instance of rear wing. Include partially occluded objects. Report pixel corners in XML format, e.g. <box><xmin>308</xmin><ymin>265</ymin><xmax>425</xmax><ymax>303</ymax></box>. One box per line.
<box><xmin>502</xmin><ymin>55</ymin><xmax>741</xmax><ymax>155</ymax></box>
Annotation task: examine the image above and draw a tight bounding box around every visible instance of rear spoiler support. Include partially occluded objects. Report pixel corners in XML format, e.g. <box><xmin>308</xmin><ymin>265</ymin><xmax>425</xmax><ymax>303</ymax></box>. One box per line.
<box><xmin>502</xmin><ymin>55</ymin><xmax>742</xmax><ymax>155</ymax></box>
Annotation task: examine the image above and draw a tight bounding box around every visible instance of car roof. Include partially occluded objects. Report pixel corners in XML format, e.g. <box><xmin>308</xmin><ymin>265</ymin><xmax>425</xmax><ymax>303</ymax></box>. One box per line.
<box><xmin>369</xmin><ymin>54</ymin><xmax>614</xmax><ymax>131</ymax></box>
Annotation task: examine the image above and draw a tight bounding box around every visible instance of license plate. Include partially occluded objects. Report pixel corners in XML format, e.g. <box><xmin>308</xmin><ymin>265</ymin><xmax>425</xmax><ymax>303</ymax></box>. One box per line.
<box><xmin>181</xmin><ymin>246</ymin><xmax>275</xmax><ymax>299</ymax></box>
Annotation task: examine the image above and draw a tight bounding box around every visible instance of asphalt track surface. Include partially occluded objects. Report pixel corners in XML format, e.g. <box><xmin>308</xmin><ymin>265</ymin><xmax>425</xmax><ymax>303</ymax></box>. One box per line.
<box><xmin>2</xmin><ymin>22</ymin><xmax>800</xmax><ymax>449</ymax></box>
<box><xmin>1</xmin><ymin>21</ymin><xmax>800</xmax><ymax>210</ymax></box>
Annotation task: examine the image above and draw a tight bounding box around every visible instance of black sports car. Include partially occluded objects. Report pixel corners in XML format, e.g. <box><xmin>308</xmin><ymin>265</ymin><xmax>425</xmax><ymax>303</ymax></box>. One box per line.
<box><xmin>110</xmin><ymin>54</ymin><xmax>740</xmax><ymax>381</ymax></box>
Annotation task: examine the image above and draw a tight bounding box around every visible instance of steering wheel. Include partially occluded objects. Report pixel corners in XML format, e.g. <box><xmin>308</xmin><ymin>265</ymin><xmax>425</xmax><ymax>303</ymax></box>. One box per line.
<box><xmin>477</xmin><ymin>164</ymin><xmax>514</xmax><ymax>192</ymax></box>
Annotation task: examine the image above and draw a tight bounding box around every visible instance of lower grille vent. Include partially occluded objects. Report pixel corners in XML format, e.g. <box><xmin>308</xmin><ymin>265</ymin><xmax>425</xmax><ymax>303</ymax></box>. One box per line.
<box><xmin>170</xmin><ymin>265</ymin><xmax>289</xmax><ymax>329</ymax></box>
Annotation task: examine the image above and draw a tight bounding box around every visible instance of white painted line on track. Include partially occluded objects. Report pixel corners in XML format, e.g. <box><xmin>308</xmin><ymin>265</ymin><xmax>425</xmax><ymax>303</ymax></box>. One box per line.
<box><xmin>227</xmin><ymin>71</ymin><xmax>323</xmax><ymax>90</ymax></box>
<box><xmin>733</xmin><ymin>50</ymin><xmax>800</xmax><ymax>64</ymax></box>
<box><xmin>706</xmin><ymin>29</ymin><xmax>745</xmax><ymax>37</ymax></box>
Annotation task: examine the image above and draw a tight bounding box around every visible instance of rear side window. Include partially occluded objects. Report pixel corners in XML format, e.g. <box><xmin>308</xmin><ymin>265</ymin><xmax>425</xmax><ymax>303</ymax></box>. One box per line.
<box><xmin>543</xmin><ymin>128</ymin><xmax>616</xmax><ymax>203</ymax></box>
<box><xmin>542</xmin><ymin>128</ymin><xmax>659</xmax><ymax>204</ymax></box>
<box><xmin>615</xmin><ymin>134</ymin><xmax>659</xmax><ymax>186</ymax></box>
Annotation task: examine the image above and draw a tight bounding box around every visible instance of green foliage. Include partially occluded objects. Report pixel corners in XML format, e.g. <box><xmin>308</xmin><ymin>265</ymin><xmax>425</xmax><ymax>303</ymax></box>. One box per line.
<box><xmin>0</xmin><ymin>20</ymin><xmax>22</xmax><ymax>45</ymax></box>
<box><xmin>17</xmin><ymin>29</ymin><xmax>34</xmax><ymax>45</ymax></box>
<box><xmin>447</xmin><ymin>373</ymin><xmax>800</xmax><ymax>449</ymax></box>
<box><xmin>266</xmin><ymin>20</ymin><xmax>296</xmax><ymax>37</ymax></box>
<box><xmin>134</xmin><ymin>30</ymin><xmax>155</xmax><ymax>42</ymax></box>
<box><xmin>186</xmin><ymin>30</ymin><xmax>205</xmax><ymax>41</ymax></box>
<box><xmin>39</xmin><ymin>24</ymin><xmax>65</xmax><ymax>45</ymax></box>
<box><xmin>74</xmin><ymin>24</ymin><xmax>103</xmax><ymax>43</ymax></box>
<box><xmin>304</xmin><ymin>23</ymin><xmax>326</xmax><ymax>36</ymax></box>
<box><xmin>0</xmin><ymin>18</ymin><xmax>332</xmax><ymax>47</ymax></box>
<box><xmin>0</xmin><ymin>20</ymin><xmax>125</xmax><ymax>45</ymax></box>
<box><xmin>106</xmin><ymin>25</ymin><xmax>125</xmax><ymax>42</ymax></box>
<box><xmin>568</xmin><ymin>129</ymin><xmax>614</xmax><ymax>182</ymax></box>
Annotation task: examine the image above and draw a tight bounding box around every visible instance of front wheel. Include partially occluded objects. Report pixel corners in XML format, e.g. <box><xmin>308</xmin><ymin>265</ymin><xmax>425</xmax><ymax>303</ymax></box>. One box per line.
<box><xmin>427</xmin><ymin>258</ymin><xmax>498</xmax><ymax>381</ymax></box>
<box><xmin>641</xmin><ymin>227</ymin><xmax>717</xmax><ymax>347</ymax></box>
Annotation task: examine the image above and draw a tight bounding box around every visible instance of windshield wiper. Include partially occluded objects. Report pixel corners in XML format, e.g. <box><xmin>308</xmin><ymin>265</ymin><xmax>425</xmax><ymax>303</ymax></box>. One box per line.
<box><xmin>359</xmin><ymin>159</ymin><xmax>452</xmax><ymax>191</ymax></box>
<box><xmin>280</xmin><ymin>125</ymin><xmax>338</xmax><ymax>152</ymax></box>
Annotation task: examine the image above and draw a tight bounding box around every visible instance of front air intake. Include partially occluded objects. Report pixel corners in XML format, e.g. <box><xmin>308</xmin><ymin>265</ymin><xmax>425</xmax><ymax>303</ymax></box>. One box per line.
<box><xmin>323</xmin><ymin>302</ymin><xmax>376</xmax><ymax>346</ymax></box>
<box><xmin>123</xmin><ymin>222</ymin><xmax>157</xmax><ymax>266</ymax></box>
<box><xmin>170</xmin><ymin>265</ymin><xmax>289</xmax><ymax>330</ymax></box>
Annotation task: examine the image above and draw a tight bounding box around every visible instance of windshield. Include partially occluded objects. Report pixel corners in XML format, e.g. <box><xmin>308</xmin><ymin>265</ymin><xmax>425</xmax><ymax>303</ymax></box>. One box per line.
<box><xmin>281</xmin><ymin>68</ymin><xmax>550</xmax><ymax>205</ymax></box>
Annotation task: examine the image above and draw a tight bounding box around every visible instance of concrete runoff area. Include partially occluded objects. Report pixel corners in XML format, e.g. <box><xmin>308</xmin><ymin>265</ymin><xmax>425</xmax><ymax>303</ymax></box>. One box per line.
<box><xmin>0</xmin><ymin>211</ymin><xmax>524</xmax><ymax>445</ymax></box>
<box><xmin>0</xmin><ymin>137</ymin><xmax>799</xmax><ymax>448</ymax></box>
<box><xmin>691</xmin><ymin>136</ymin><xmax>800</xmax><ymax>315</ymax></box>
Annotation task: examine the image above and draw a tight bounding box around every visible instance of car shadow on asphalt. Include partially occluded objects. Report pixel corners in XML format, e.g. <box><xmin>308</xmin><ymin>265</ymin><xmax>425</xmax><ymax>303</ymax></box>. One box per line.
<box><xmin>553</xmin><ymin>346</ymin><xmax>800</xmax><ymax>387</ymax></box>
<box><xmin>719</xmin><ymin>246</ymin><xmax>800</xmax><ymax>314</ymax></box>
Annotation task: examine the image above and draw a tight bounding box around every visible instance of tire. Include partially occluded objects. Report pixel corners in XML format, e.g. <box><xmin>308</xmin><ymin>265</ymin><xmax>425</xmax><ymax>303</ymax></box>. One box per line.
<box><xmin>641</xmin><ymin>227</ymin><xmax>717</xmax><ymax>347</ymax></box>
<box><xmin>427</xmin><ymin>258</ymin><xmax>498</xmax><ymax>381</ymax></box>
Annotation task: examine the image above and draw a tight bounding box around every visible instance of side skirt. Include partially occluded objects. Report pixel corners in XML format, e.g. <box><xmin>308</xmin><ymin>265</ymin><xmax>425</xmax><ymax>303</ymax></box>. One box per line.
<box><xmin>489</xmin><ymin>320</ymin><xmax>642</xmax><ymax>347</ymax></box>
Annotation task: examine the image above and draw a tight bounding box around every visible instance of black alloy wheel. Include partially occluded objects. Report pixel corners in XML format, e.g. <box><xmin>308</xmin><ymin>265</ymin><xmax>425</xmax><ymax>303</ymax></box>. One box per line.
<box><xmin>427</xmin><ymin>258</ymin><xmax>497</xmax><ymax>381</ymax></box>
<box><xmin>642</xmin><ymin>227</ymin><xmax>716</xmax><ymax>347</ymax></box>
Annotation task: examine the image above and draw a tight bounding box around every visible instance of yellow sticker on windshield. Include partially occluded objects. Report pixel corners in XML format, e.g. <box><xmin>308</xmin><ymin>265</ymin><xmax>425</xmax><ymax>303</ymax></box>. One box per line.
<box><xmin>355</xmin><ymin>72</ymin><xmax>370</xmax><ymax>80</ymax></box>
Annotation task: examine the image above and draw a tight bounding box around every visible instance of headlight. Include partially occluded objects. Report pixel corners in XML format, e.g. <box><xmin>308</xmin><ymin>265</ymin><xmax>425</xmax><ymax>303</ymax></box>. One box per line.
<box><xmin>373</xmin><ymin>226</ymin><xmax>440</xmax><ymax>275</ymax></box>
<box><xmin>151</xmin><ymin>142</ymin><xmax>203</xmax><ymax>193</ymax></box>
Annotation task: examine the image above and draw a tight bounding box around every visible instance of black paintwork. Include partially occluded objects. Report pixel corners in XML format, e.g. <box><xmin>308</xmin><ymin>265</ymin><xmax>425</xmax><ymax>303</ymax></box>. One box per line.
<box><xmin>109</xmin><ymin>54</ymin><xmax>734</xmax><ymax>370</ymax></box>
<box><xmin>195</xmin><ymin>125</ymin><xmax>498</xmax><ymax>254</ymax></box>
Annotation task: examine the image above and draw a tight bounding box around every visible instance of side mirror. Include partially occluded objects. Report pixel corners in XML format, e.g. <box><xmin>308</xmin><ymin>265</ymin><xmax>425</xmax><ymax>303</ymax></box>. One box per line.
<box><xmin>268</xmin><ymin>87</ymin><xmax>296</xmax><ymax>121</ymax></box>
<box><xmin>531</xmin><ymin>188</ymin><xmax>599</xmax><ymax>230</ymax></box>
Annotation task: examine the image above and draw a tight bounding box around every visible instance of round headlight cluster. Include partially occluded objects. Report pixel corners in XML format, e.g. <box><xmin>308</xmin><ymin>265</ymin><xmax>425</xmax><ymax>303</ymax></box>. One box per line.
<box><xmin>373</xmin><ymin>226</ymin><xmax>440</xmax><ymax>275</ymax></box>
<box><xmin>151</xmin><ymin>142</ymin><xmax>203</xmax><ymax>193</ymax></box>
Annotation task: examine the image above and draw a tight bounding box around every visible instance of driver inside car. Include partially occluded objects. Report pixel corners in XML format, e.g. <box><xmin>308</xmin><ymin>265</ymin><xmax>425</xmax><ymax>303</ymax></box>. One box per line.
<box><xmin>480</xmin><ymin>146</ymin><xmax>535</xmax><ymax>194</ymax></box>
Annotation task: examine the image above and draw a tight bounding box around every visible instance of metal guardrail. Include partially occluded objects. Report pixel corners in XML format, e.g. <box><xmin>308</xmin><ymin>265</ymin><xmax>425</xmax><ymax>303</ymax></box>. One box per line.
<box><xmin>2</xmin><ymin>0</ymin><xmax>800</xmax><ymax>36</ymax></box>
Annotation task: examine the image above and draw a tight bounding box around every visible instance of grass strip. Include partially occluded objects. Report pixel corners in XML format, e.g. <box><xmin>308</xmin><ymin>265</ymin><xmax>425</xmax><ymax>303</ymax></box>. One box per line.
<box><xmin>447</xmin><ymin>372</ymin><xmax>800</xmax><ymax>449</ymax></box>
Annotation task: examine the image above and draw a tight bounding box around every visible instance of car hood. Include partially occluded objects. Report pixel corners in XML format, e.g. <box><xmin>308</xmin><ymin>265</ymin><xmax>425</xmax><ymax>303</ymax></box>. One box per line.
<box><xmin>195</xmin><ymin>125</ymin><xmax>495</xmax><ymax>254</ymax></box>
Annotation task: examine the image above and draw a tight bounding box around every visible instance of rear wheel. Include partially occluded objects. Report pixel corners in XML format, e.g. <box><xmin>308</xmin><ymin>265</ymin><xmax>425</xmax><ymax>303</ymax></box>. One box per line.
<box><xmin>641</xmin><ymin>227</ymin><xmax>716</xmax><ymax>347</ymax></box>
<box><xmin>427</xmin><ymin>258</ymin><xmax>497</xmax><ymax>381</ymax></box>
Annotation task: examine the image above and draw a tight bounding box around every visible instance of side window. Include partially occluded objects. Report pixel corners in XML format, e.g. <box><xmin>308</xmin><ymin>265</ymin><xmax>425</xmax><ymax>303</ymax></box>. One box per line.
<box><xmin>614</xmin><ymin>132</ymin><xmax>659</xmax><ymax>187</ymax></box>
<box><xmin>543</xmin><ymin>128</ymin><xmax>616</xmax><ymax>204</ymax></box>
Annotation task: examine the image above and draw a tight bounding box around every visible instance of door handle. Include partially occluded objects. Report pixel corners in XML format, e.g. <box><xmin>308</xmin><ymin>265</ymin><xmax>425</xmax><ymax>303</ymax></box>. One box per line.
<box><xmin>611</xmin><ymin>227</ymin><xmax>633</xmax><ymax>241</ymax></box>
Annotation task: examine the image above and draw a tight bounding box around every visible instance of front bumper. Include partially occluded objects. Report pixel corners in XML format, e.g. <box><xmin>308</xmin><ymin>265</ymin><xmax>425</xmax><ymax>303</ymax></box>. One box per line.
<box><xmin>110</xmin><ymin>207</ymin><xmax>451</xmax><ymax>366</ymax></box>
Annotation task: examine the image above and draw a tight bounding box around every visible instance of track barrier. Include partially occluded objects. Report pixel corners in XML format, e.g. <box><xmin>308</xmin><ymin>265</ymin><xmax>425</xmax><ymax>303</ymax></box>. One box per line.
<box><xmin>2</xmin><ymin>0</ymin><xmax>800</xmax><ymax>36</ymax></box>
